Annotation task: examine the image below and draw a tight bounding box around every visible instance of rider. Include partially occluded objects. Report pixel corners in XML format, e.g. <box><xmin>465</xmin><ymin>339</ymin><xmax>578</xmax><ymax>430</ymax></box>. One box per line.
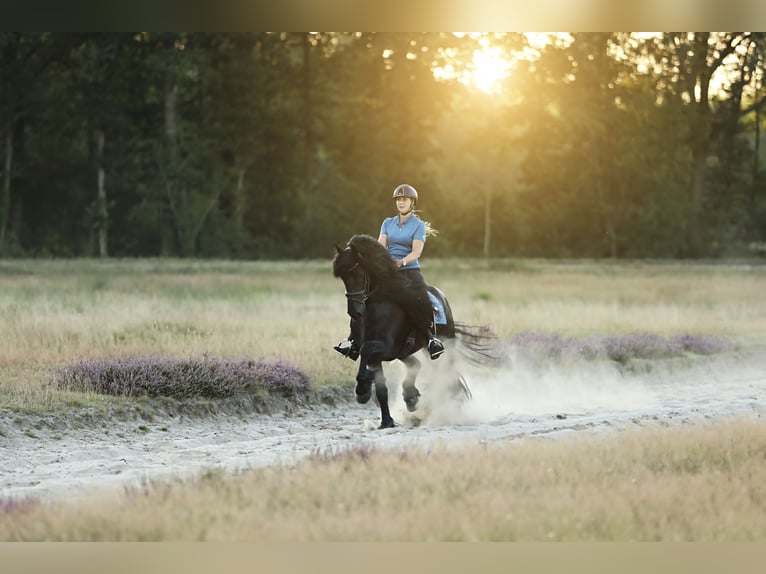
<box><xmin>334</xmin><ymin>183</ymin><xmax>446</xmax><ymax>361</ymax></box>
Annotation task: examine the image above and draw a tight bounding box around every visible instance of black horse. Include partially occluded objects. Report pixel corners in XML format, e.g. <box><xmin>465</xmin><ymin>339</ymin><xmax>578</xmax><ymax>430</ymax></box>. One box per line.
<box><xmin>333</xmin><ymin>234</ymin><xmax>492</xmax><ymax>429</ymax></box>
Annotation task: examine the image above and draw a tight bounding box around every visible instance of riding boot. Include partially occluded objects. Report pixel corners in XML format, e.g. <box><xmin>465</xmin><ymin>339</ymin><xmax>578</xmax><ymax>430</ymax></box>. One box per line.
<box><xmin>424</xmin><ymin>319</ymin><xmax>445</xmax><ymax>360</ymax></box>
<box><xmin>333</xmin><ymin>337</ymin><xmax>360</xmax><ymax>361</ymax></box>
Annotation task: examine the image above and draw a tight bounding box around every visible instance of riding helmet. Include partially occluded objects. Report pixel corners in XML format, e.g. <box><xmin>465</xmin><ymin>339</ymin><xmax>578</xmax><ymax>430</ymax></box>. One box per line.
<box><xmin>392</xmin><ymin>184</ymin><xmax>418</xmax><ymax>205</ymax></box>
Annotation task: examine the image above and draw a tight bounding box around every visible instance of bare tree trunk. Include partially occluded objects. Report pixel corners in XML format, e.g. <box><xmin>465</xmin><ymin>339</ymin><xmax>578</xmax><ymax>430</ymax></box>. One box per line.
<box><xmin>301</xmin><ymin>33</ymin><xmax>312</xmax><ymax>207</ymax></box>
<box><xmin>689</xmin><ymin>146</ymin><xmax>708</xmax><ymax>256</ymax></box>
<box><xmin>1</xmin><ymin>128</ymin><xmax>11</xmax><ymax>245</ymax></box>
<box><xmin>607</xmin><ymin>218</ymin><xmax>617</xmax><ymax>259</ymax></box>
<box><xmin>685</xmin><ymin>33</ymin><xmax>714</xmax><ymax>257</ymax></box>
<box><xmin>163</xmin><ymin>67</ymin><xmax>186</xmax><ymax>255</ymax></box>
<box><xmin>165</xmin><ymin>71</ymin><xmax>178</xmax><ymax>163</ymax></box>
<box><xmin>95</xmin><ymin>129</ymin><xmax>108</xmax><ymax>258</ymax></box>
<box><xmin>483</xmin><ymin>187</ymin><xmax>491</xmax><ymax>258</ymax></box>
<box><xmin>235</xmin><ymin>167</ymin><xmax>246</xmax><ymax>226</ymax></box>
<box><xmin>754</xmin><ymin>86</ymin><xmax>761</xmax><ymax>214</ymax></box>
<box><xmin>597</xmin><ymin>181</ymin><xmax>618</xmax><ymax>259</ymax></box>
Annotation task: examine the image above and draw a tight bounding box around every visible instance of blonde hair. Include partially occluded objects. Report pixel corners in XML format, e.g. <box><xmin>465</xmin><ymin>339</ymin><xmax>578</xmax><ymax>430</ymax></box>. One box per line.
<box><xmin>416</xmin><ymin>211</ymin><xmax>438</xmax><ymax>237</ymax></box>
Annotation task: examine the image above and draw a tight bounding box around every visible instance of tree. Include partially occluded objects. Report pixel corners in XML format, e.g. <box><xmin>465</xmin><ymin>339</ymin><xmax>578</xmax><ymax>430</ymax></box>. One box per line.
<box><xmin>511</xmin><ymin>33</ymin><xmax>645</xmax><ymax>256</ymax></box>
<box><xmin>638</xmin><ymin>32</ymin><xmax>766</xmax><ymax>255</ymax></box>
<box><xmin>0</xmin><ymin>33</ymin><xmax>64</xmax><ymax>252</ymax></box>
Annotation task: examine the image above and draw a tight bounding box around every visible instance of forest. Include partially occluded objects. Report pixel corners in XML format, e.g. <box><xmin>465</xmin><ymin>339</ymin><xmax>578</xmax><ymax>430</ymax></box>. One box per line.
<box><xmin>1</xmin><ymin>32</ymin><xmax>765</xmax><ymax>259</ymax></box>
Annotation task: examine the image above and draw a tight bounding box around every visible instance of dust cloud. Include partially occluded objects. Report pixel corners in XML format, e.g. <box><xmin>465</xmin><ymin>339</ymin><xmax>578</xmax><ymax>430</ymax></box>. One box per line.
<box><xmin>388</xmin><ymin>347</ymin><xmax>658</xmax><ymax>428</ymax></box>
<box><xmin>3</xmin><ymin>347</ymin><xmax>763</xmax><ymax>502</ymax></box>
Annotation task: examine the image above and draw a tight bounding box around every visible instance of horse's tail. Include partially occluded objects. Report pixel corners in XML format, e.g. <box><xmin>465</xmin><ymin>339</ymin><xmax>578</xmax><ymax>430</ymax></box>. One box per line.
<box><xmin>453</xmin><ymin>322</ymin><xmax>500</xmax><ymax>365</ymax></box>
<box><xmin>427</xmin><ymin>285</ymin><xmax>499</xmax><ymax>365</ymax></box>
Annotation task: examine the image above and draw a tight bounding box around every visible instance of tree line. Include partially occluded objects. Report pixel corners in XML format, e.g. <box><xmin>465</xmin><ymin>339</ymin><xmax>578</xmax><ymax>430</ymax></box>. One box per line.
<box><xmin>1</xmin><ymin>32</ymin><xmax>765</xmax><ymax>259</ymax></box>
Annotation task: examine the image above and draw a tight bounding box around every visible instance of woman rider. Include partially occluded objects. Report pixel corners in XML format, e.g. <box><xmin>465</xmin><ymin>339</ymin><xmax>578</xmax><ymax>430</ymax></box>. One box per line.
<box><xmin>334</xmin><ymin>183</ymin><xmax>445</xmax><ymax>360</ymax></box>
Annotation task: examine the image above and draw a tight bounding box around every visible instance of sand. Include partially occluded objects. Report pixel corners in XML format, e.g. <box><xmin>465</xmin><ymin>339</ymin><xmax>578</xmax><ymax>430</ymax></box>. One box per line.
<box><xmin>1</xmin><ymin>349</ymin><xmax>764</xmax><ymax>502</ymax></box>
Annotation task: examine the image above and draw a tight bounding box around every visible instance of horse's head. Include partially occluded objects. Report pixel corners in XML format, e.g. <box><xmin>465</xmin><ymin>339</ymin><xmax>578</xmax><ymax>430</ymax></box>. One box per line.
<box><xmin>333</xmin><ymin>243</ymin><xmax>368</xmax><ymax>320</ymax></box>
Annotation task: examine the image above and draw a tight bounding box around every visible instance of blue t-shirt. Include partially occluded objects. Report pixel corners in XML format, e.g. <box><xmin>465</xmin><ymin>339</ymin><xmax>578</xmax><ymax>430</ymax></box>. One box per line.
<box><xmin>380</xmin><ymin>215</ymin><xmax>427</xmax><ymax>270</ymax></box>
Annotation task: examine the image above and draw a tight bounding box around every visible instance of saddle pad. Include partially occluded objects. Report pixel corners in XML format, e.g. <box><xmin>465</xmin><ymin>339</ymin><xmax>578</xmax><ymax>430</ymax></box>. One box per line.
<box><xmin>428</xmin><ymin>291</ymin><xmax>447</xmax><ymax>325</ymax></box>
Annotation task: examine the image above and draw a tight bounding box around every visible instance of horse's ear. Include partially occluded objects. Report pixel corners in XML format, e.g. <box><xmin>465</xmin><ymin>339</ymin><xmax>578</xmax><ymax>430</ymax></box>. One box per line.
<box><xmin>335</xmin><ymin>244</ymin><xmax>344</xmax><ymax>254</ymax></box>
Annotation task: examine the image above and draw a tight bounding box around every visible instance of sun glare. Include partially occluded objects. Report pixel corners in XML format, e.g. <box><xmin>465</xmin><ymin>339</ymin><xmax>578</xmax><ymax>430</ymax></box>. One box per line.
<box><xmin>461</xmin><ymin>33</ymin><xmax>566</xmax><ymax>94</ymax></box>
<box><xmin>434</xmin><ymin>33</ymin><xmax>572</xmax><ymax>94</ymax></box>
<box><xmin>466</xmin><ymin>46</ymin><xmax>512</xmax><ymax>93</ymax></box>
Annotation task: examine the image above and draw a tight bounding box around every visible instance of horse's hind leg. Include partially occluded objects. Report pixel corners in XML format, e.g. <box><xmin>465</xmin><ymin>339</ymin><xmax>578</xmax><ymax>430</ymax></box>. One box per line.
<box><xmin>444</xmin><ymin>351</ymin><xmax>472</xmax><ymax>401</ymax></box>
<box><xmin>400</xmin><ymin>355</ymin><xmax>422</xmax><ymax>412</ymax></box>
<box><xmin>454</xmin><ymin>373</ymin><xmax>472</xmax><ymax>401</ymax></box>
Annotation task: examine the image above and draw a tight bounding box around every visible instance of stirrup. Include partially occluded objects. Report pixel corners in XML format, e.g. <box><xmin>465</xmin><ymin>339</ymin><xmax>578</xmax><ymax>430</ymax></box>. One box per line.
<box><xmin>427</xmin><ymin>338</ymin><xmax>445</xmax><ymax>360</ymax></box>
<box><xmin>333</xmin><ymin>339</ymin><xmax>359</xmax><ymax>361</ymax></box>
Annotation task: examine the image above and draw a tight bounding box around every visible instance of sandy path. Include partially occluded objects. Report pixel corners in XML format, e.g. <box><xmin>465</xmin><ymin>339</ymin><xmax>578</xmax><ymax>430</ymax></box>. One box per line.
<box><xmin>1</xmin><ymin>350</ymin><xmax>764</xmax><ymax>502</ymax></box>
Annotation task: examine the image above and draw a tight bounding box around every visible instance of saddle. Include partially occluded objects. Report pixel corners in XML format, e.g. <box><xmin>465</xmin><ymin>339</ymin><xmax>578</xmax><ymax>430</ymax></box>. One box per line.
<box><xmin>428</xmin><ymin>290</ymin><xmax>448</xmax><ymax>325</ymax></box>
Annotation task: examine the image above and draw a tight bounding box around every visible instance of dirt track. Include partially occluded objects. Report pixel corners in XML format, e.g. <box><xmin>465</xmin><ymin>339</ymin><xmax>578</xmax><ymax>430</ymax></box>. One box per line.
<box><xmin>1</xmin><ymin>349</ymin><xmax>764</xmax><ymax>502</ymax></box>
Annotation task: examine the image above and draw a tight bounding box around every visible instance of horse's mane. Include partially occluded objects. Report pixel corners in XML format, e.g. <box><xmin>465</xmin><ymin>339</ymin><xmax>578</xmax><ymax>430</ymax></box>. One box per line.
<box><xmin>347</xmin><ymin>234</ymin><xmax>399</xmax><ymax>278</ymax></box>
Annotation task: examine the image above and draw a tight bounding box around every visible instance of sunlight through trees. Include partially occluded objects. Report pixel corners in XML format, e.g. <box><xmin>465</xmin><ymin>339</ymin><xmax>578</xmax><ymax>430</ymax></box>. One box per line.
<box><xmin>1</xmin><ymin>32</ymin><xmax>764</xmax><ymax>259</ymax></box>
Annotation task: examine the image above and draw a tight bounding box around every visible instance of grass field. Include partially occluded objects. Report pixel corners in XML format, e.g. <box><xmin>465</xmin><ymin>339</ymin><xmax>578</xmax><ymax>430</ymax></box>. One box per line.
<box><xmin>2</xmin><ymin>257</ymin><xmax>765</xmax><ymax>413</ymax></box>
<box><xmin>3</xmin><ymin>416</ymin><xmax>765</xmax><ymax>541</ymax></box>
<box><xmin>2</xmin><ymin>257</ymin><xmax>766</xmax><ymax>541</ymax></box>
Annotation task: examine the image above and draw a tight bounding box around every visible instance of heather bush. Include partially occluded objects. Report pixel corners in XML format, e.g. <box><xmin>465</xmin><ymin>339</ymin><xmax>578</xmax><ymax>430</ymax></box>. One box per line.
<box><xmin>53</xmin><ymin>355</ymin><xmax>311</xmax><ymax>399</ymax></box>
<box><xmin>508</xmin><ymin>331</ymin><xmax>733</xmax><ymax>364</ymax></box>
<box><xmin>509</xmin><ymin>331</ymin><xmax>569</xmax><ymax>359</ymax></box>
<box><xmin>0</xmin><ymin>497</ymin><xmax>39</xmax><ymax>515</ymax></box>
<box><xmin>669</xmin><ymin>333</ymin><xmax>734</xmax><ymax>355</ymax></box>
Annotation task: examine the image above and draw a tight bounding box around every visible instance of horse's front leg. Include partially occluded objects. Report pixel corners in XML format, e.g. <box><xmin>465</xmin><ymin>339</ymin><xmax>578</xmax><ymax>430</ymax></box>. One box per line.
<box><xmin>354</xmin><ymin>361</ymin><xmax>373</xmax><ymax>405</ymax></box>
<box><xmin>355</xmin><ymin>339</ymin><xmax>385</xmax><ymax>405</ymax></box>
<box><xmin>400</xmin><ymin>354</ymin><xmax>422</xmax><ymax>412</ymax></box>
<box><xmin>355</xmin><ymin>340</ymin><xmax>394</xmax><ymax>429</ymax></box>
<box><xmin>371</xmin><ymin>361</ymin><xmax>395</xmax><ymax>429</ymax></box>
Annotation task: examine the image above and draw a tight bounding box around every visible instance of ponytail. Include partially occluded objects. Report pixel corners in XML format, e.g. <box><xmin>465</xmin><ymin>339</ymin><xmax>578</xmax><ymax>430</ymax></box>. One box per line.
<box><xmin>415</xmin><ymin>211</ymin><xmax>438</xmax><ymax>237</ymax></box>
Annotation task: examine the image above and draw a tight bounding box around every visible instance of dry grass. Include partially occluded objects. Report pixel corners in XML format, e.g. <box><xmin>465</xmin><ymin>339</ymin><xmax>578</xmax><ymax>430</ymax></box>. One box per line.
<box><xmin>1</xmin><ymin>257</ymin><xmax>765</xmax><ymax>412</ymax></box>
<box><xmin>0</xmin><ymin>259</ymin><xmax>347</xmax><ymax>410</ymax></box>
<box><xmin>3</xmin><ymin>417</ymin><xmax>764</xmax><ymax>541</ymax></box>
<box><xmin>426</xmin><ymin>259</ymin><xmax>766</xmax><ymax>340</ymax></box>
<box><xmin>2</xmin><ymin>258</ymin><xmax>766</xmax><ymax>541</ymax></box>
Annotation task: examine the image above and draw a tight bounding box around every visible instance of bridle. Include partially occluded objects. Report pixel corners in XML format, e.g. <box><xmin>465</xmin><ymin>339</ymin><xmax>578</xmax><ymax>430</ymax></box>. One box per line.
<box><xmin>342</xmin><ymin>261</ymin><xmax>369</xmax><ymax>310</ymax></box>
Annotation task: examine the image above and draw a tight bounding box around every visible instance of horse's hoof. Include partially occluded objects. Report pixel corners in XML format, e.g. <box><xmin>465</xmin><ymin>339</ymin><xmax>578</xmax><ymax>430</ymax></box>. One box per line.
<box><xmin>378</xmin><ymin>419</ymin><xmax>395</xmax><ymax>429</ymax></box>
<box><xmin>355</xmin><ymin>383</ymin><xmax>372</xmax><ymax>404</ymax></box>
<box><xmin>403</xmin><ymin>388</ymin><xmax>420</xmax><ymax>412</ymax></box>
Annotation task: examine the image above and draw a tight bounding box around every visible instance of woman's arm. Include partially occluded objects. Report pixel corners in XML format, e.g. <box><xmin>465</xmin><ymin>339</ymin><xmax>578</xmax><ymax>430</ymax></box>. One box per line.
<box><xmin>378</xmin><ymin>233</ymin><xmax>388</xmax><ymax>248</ymax></box>
<box><xmin>397</xmin><ymin>239</ymin><xmax>424</xmax><ymax>267</ymax></box>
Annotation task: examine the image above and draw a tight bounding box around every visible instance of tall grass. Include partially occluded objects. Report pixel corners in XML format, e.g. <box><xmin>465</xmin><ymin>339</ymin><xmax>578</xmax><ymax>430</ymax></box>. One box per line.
<box><xmin>2</xmin><ymin>417</ymin><xmax>764</xmax><ymax>541</ymax></box>
<box><xmin>0</xmin><ymin>259</ymin><xmax>345</xmax><ymax>410</ymax></box>
<box><xmin>1</xmin><ymin>258</ymin><xmax>765</xmax><ymax>412</ymax></box>
<box><xmin>2</xmin><ymin>258</ymin><xmax>766</xmax><ymax>541</ymax></box>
